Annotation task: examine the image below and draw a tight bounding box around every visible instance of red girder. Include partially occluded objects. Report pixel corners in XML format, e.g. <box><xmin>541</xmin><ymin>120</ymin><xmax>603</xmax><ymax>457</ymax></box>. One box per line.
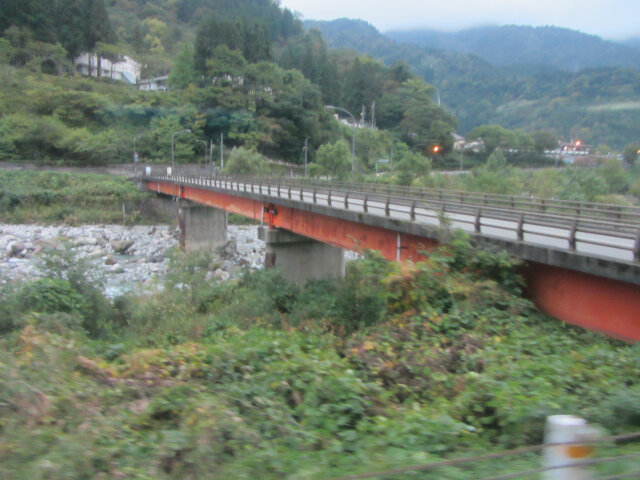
<box><xmin>525</xmin><ymin>263</ymin><xmax>640</xmax><ymax>342</ymax></box>
<box><xmin>147</xmin><ymin>180</ymin><xmax>640</xmax><ymax>342</ymax></box>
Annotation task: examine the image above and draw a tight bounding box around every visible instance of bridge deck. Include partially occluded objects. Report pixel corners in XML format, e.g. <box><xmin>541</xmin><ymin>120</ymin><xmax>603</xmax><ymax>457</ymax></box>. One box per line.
<box><xmin>142</xmin><ymin>175</ymin><xmax>640</xmax><ymax>341</ymax></box>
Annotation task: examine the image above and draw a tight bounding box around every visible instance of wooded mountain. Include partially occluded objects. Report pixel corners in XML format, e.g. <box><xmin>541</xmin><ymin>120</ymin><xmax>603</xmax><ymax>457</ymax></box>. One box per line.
<box><xmin>2</xmin><ymin>0</ymin><xmax>639</xmax><ymax>164</ymax></box>
<box><xmin>308</xmin><ymin>19</ymin><xmax>640</xmax><ymax>148</ymax></box>
<box><xmin>622</xmin><ymin>37</ymin><xmax>640</xmax><ymax>50</ymax></box>
<box><xmin>1</xmin><ymin>0</ymin><xmax>461</xmax><ymax>168</ymax></box>
<box><xmin>386</xmin><ymin>25</ymin><xmax>640</xmax><ymax>72</ymax></box>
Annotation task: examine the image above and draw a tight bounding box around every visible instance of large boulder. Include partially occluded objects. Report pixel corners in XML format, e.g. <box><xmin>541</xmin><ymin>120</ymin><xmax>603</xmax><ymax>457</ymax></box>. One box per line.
<box><xmin>111</xmin><ymin>239</ymin><xmax>134</xmax><ymax>254</ymax></box>
<box><xmin>7</xmin><ymin>241</ymin><xmax>26</xmax><ymax>257</ymax></box>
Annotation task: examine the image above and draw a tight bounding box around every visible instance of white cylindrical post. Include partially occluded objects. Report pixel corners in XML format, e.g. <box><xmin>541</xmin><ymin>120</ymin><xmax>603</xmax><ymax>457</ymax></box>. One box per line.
<box><xmin>543</xmin><ymin>415</ymin><xmax>595</xmax><ymax>480</ymax></box>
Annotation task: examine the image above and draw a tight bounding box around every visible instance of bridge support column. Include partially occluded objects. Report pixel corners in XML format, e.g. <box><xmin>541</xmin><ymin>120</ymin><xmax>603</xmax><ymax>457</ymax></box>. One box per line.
<box><xmin>258</xmin><ymin>227</ymin><xmax>345</xmax><ymax>283</ymax></box>
<box><xmin>178</xmin><ymin>200</ymin><xmax>227</xmax><ymax>252</ymax></box>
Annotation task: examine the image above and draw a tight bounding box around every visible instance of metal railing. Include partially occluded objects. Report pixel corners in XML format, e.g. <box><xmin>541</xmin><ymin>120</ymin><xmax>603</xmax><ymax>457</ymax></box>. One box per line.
<box><xmin>324</xmin><ymin>431</ymin><xmax>640</xmax><ymax>480</ymax></box>
<box><xmin>234</xmin><ymin>175</ymin><xmax>640</xmax><ymax>225</ymax></box>
<box><xmin>142</xmin><ymin>174</ymin><xmax>640</xmax><ymax>264</ymax></box>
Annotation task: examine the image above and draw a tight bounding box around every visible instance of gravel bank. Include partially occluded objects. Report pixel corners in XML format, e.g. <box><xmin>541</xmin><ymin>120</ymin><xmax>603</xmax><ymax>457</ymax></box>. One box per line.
<box><xmin>0</xmin><ymin>224</ymin><xmax>265</xmax><ymax>297</ymax></box>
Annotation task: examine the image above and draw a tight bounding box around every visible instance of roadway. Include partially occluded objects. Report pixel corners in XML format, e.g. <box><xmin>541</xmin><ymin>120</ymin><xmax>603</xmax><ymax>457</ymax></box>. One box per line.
<box><xmin>150</xmin><ymin>174</ymin><xmax>639</xmax><ymax>267</ymax></box>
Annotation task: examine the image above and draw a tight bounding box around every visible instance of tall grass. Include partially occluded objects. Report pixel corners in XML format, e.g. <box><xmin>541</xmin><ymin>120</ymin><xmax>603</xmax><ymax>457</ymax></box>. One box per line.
<box><xmin>0</xmin><ymin>170</ymin><xmax>169</xmax><ymax>224</ymax></box>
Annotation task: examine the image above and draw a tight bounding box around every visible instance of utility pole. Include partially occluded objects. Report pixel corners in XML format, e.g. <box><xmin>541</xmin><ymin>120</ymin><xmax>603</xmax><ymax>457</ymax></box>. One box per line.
<box><xmin>371</xmin><ymin>101</ymin><xmax>376</xmax><ymax>128</ymax></box>
<box><xmin>303</xmin><ymin>138</ymin><xmax>308</xmax><ymax>177</ymax></box>
<box><xmin>133</xmin><ymin>135</ymin><xmax>141</xmax><ymax>176</ymax></box>
<box><xmin>209</xmin><ymin>139</ymin><xmax>214</xmax><ymax>176</ymax></box>
<box><xmin>220</xmin><ymin>133</ymin><xmax>224</xmax><ymax>170</ymax></box>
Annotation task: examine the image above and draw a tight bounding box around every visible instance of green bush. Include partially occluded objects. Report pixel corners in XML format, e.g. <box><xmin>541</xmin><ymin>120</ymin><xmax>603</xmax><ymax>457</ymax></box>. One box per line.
<box><xmin>0</xmin><ymin>283</ymin><xmax>19</xmax><ymax>334</ymax></box>
<box><xmin>223</xmin><ymin>147</ymin><xmax>269</xmax><ymax>175</ymax></box>
<box><xmin>19</xmin><ymin>278</ymin><xmax>84</xmax><ymax>314</ymax></box>
<box><xmin>436</xmin><ymin>229</ymin><xmax>525</xmax><ymax>295</ymax></box>
<box><xmin>237</xmin><ymin>268</ymin><xmax>300</xmax><ymax>314</ymax></box>
<box><xmin>598</xmin><ymin>385</ymin><xmax>640</xmax><ymax>432</ymax></box>
<box><xmin>329</xmin><ymin>251</ymin><xmax>392</xmax><ymax>332</ymax></box>
<box><xmin>36</xmin><ymin>247</ymin><xmax>115</xmax><ymax>337</ymax></box>
<box><xmin>2</xmin><ymin>241</ymin><xmax>640</xmax><ymax>479</ymax></box>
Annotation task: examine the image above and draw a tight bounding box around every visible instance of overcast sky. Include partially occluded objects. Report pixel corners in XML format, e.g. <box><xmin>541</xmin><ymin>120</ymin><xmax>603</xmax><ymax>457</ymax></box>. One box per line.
<box><xmin>278</xmin><ymin>0</ymin><xmax>640</xmax><ymax>40</ymax></box>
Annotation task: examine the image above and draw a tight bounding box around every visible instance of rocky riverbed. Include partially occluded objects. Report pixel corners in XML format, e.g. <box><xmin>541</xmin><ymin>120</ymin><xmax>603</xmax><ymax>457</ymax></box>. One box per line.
<box><xmin>0</xmin><ymin>224</ymin><xmax>266</xmax><ymax>297</ymax></box>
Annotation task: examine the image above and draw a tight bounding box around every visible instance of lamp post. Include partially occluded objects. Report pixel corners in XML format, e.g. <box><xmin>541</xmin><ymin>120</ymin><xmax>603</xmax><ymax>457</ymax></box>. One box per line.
<box><xmin>171</xmin><ymin>129</ymin><xmax>191</xmax><ymax>176</ymax></box>
<box><xmin>326</xmin><ymin>105</ymin><xmax>356</xmax><ymax>181</ymax></box>
<box><xmin>196</xmin><ymin>139</ymin><xmax>207</xmax><ymax>170</ymax></box>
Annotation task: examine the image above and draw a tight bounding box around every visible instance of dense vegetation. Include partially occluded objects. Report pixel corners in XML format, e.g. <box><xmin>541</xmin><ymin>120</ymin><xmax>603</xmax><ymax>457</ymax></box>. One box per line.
<box><xmin>1</xmin><ymin>233</ymin><xmax>639</xmax><ymax>479</ymax></box>
<box><xmin>1</xmin><ymin>3</ymin><xmax>639</xmax><ymax>477</ymax></box>
<box><xmin>0</xmin><ymin>0</ymin><xmax>460</xmax><ymax>171</ymax></box>
<box><xmin>310</xmin><ymin>19</ymin><xmax>640</xmax><ymax>147</ymax></box>
<box><xmin>4</xmin><ymin>0</ymin><xmax>640</xmax><ymax>176</ymax></box>
<box><xmin>416</xmin><ymin>157</ymin><xmax>640</xmax><ymax>203</ymax></box>
<box><xmin>0</xmin><ymin>0</ymin><xmax>114</xmax><ymax>62</ymax></box>
<box><xmin>360</xmin><ymin>143</ymin><xmax>640</xmax><ymax>204</ymax></box>
<box><xmin>0</xmin><ymin>171</ymin><xmax>165</xmax><ymax>224</ymax></box>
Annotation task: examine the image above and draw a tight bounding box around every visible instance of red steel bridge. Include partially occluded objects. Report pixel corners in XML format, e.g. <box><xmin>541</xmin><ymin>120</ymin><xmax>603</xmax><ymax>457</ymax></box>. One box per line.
<box><xmin>142</xmin><ymin>173</ymin><xmax>640</xmax><ymax>342</ymax></box>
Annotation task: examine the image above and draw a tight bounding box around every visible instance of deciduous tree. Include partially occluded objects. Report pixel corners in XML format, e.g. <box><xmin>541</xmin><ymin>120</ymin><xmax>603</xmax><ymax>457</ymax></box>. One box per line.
<box><xmin>315</xmin><ymin>140</ymin><xmax>351</xmax><ymax>179</ymax></box>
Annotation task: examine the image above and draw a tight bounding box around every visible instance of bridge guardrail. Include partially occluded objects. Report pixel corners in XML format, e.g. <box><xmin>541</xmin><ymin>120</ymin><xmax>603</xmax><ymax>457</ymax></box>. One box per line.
<box><xmin>239</xmin><ymin>176</ymin><xmax>640</xmax><ymax>225</ymax></box>
<box><xmin>139</xmin><ymin>169</ymin><xmax>640</xmax><ymax>225</ymax></box>
<box><xmin>143</xmin><ymin>174</ymin><xmax>640</xmax><ymax>263</ymax></box>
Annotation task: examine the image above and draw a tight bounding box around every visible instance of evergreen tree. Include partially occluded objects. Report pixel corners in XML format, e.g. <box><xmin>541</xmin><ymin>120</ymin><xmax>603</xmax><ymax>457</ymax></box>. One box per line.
<box><xmin>169</xmin><ymin>43</ymin><xmax>196</xmax><ymax>90</ymax></box>
<box><xmin>0</xmin><ymin>0</ymin><xmax>57</xmax><ymax>43</ymax></box>
<box><xmin>55</xmin><ymin>0</ymin><xmax>114</xmax><ymax>61</ymax></box>
<box><xmin>242</xmin><ymin>22</ymin><xmax>270</xmax><ymax>63</ymax></box>
<box><xmin>84</xmin><ymin>0</ymin><xmax>115</xmax><ymax>52</ymax></box>
<box><xmin>56</xmin><ymin>0</ymin><xmax>86</xmax><ymax>59</ymax></box>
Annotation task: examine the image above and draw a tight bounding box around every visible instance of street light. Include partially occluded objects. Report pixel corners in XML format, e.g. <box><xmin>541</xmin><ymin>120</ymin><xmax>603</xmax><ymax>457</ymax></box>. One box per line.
<box><xmin>326</xmin><ymin>105</ymin><xmax>356</xmax><ymax>181</ymax></box>
<box><xmin>171</xmin><ymin>129</ymin><xmax>191</xmax><ymax>176</ymax></box>
<box><xmin>195</xmin><ymin>139</ymin><xmax>207</xmax><ymax>170</ymax></box>
<box><xmin>428</xmin><ymin>143</ymin><xmax>442</xmax><ymax>166</ymax></box>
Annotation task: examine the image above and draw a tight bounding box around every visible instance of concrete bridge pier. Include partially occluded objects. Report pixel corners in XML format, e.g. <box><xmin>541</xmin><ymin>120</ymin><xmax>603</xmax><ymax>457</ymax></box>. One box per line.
<box><xmin>258</xmin><ymin>227</ymin><xmax>345</xmax><ymax>283</ymax></box>
<box><xmin>178</xmin><ymin>200</ymin><xmax>227</xmax><ymax>252</ymax></box>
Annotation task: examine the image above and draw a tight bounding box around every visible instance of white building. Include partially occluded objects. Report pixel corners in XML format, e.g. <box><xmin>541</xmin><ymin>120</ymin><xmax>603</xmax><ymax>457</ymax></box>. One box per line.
<box><xmin>453</xmin><ymin>134</ymin><xmax>485</xmax><ymax>154</ymax></box>
<box><xmin>74</xmin><ymin>53</ymin><xmax>141</xmax><ymax>85</ymax></box>
<box><xmin>138</xmin><ymin>75</ymin><xmax>170</xmax><ymax>91</ymax></box>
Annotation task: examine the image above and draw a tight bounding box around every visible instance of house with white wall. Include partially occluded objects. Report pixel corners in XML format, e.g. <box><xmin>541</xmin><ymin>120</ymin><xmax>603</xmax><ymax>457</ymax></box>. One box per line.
<box><xmin>74</xmin><ymin>53</ymin><xmax>141</xmax><ymax>85</ymax></box>
<box><xmin>138</xmin><ymin>75</ymin><xmax>169</xmax><ymax>91</ymax></box>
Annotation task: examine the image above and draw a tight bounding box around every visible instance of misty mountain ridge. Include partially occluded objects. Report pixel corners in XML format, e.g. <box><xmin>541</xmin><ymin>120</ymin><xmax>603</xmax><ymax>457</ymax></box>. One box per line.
<box><xmin>385</xmin><ymin>25</ymin><xmax>640</xmax><ymax>72</ymax></box>
<box><xmin>622</xmin><ymin>37</ymin><xmax>640</xmax><ymax>50</ymax></box>
<box><xmin>307</xmin><ymin>19</ymin><xmax>640</xmax><ymax>147</ymax></box>
<box><xmin>305</xmin><ymin>19</ymin><xmax>498</xmax><ymax>82</ymax></box>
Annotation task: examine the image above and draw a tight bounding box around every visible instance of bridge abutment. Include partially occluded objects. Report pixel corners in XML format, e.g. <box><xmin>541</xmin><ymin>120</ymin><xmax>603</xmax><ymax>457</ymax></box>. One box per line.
<box><xmin>258</xmin><ymin>227</ymin><xmax>345</xmax><ymax>283</ymax></box>
<box><xmin>178</xmin><ymin>200</ymin><xmax>227</xmax><ymax>252</ymax></box>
